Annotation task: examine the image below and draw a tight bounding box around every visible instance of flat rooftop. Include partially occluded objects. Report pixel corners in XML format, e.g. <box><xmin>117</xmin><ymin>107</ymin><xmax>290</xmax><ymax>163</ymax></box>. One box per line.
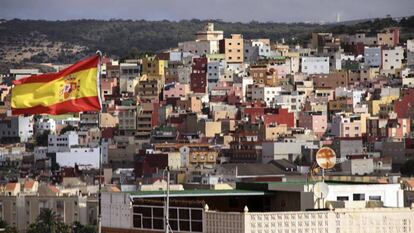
<box><xmin>129</xmin><ymin>189</ymin><xmax>270</xmax><ymax>198</ymax></box>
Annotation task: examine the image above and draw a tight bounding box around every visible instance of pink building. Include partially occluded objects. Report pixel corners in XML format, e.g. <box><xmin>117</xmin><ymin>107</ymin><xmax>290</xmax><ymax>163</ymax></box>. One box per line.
<box><xmin>101</xmin><ymin>78</ymin><xmax>118</xmax><ymax>96</ymax></box>
<box><xmin>331</xmin><ymin>114</ymin><xmax>362</xmax><ymax>138</ymax></box>
<box><xmin>210</xmin><ymin>81</ymin><xmax>243</xmax><ymax>104</ymax></box>
<box><xmin>387</xmin><ymin>118</ymin><xmax>410</xmax><ymax>139</ymax></box>
<box><xmin>163</xmin><ymin>83</ymin><xmax>191</xmax><ymax>100</ymax></box>
<box><xmin>298</xmin><ymin>112</ymin><xmax>328</xmax><ymax>138</ymax></box>
<box><xmin>270</xmin><ymin>64</ymin><xmax>290</xmax><ymax>78</ymax></box>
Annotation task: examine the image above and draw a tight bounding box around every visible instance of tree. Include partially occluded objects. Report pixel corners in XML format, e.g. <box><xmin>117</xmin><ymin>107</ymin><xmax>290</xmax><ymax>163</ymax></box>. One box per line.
<box><xmin>60</xmin><ymin>125</ymin><xmax>77</xmax><ymax>135</ymax></box>
<box><xmin>36</xmin><ymin>130</ymin><xmax>50</xmax><ymax>146</ymax></box>
<box><xmin>27</xmin><ymin>209</ymin><xmax>71</xmax><ymax>233</ymax></box>
<box><xmin>294</xmin><ymin>155</ymin><xmax>310</xmax><ymax>166</ymax></box>
<box><xmin>72</xmin><ymin>221</ymin><xmax>97</xmax><ymax>233</ymax></box>
<box><xmin>0</xmin><ymin>219</ymin><xmax>19</xmax><ymax>233</ymax></box>
<box><xmin>400</xmin><ymin>159</ymin><xmax>414</xmax><ymax>177</ymax></box>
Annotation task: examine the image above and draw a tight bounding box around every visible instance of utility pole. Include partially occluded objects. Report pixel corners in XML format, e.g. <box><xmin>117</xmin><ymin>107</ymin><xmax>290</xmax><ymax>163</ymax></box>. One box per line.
<box><xmin>165</xmin><ymin>167</ymin><xmax>170</xmax><ymax>233</ymax></box>
<box><xmin>96</xmin><ymin>50</ymin><xmax>103</xmax><ymax>233</ymax></box>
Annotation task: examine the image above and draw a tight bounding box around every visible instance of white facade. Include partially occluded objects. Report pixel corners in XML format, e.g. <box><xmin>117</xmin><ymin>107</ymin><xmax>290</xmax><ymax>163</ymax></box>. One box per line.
<box><xmin>101</xmin><ymin>192</ymin><xmax>132</xmax><ymax>229</ymax></box>
<box><xmin>274</xmin><ymin>91</ymin><xmax>306</xmax><ymax>113</ymax></box>
<box><xmin>119</xmin><ymin>63</ymin><xmax>140</xmax><ymax>94</ymax></box>
<box><xmin>382</xmin><ymin>46</ymin><xmax>404</xmax><ymax>75</ymax></box>
<box><xmin>0</xmin><ymin>116</ymin><xmax>33</xmax><ymax>143</ymax></box>
<box><xmin>48</xmin><ymin>131</ymin><xmax>79</xmax><ymax>153</ymax></box>
<box><xmin>251</xmin><ymin>85</ymin><xmax>282</xmax><ymax>107</ymax></box>
<box><xmin>402</xmin><ymin>68</ymin><xmax>414</xmax><ymax>87</ymax></box>
<box><xmin>9</xmin><ymin>68</ymin><xmax>40</xmax><ymax>80</ymax></box>
<box><xmin>407</xmin><ymin>39</ymin><xmax>414</xmax><ymax>52</ymax></box>
<box><xmin>55</xmin><ymin>147</ymin><xmax>100</xmax><ymax>168</ymax></box>
<box><xmin>205</xmin><ymin>208</ymin><xmax>414</xmax><ymax>233</ymax></box>
<box><xmin>350</xmin><ymin>158</ymin><xmax>374</xmax><ymax>175</ymax></box>
<box><xmin>288</xmin><ymin>56</ymin><xmax>300</xmax><ymax>74</ymax></box>
<box><xmin>324</xmin><ymin>183</ymin><xmax>404</xmax><ymax>207</ymax></box>
<box><xmin>301</xmin><ymin>57</ymin><xmax>329</xmax><ymax>74</ymax></box>
<box><xmin>35</xmin><ymin>118</ymin><xmax>56</xmax><ymax>135</ymax></box>
<box><xmin>241</xmin><ymin>76</ymin><xmax>254</xmax><ymax>102</ymax></box>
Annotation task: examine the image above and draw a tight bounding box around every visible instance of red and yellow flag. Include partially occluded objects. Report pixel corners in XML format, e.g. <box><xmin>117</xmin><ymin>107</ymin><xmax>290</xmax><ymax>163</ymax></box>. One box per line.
<box><xmin>11</xmin><ymin>55</ymin><xmax>102</xmax><ymax>115</ymax></box>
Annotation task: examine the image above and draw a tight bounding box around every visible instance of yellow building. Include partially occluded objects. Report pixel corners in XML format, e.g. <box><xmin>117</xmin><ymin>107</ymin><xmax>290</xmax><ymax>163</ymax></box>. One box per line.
<box><xmin>377</xmin><ymin>27</ymin><xmax>399</xmax><ymax>47</ymax></box>
<box><xmin>260</xmin><ymin>124</ymin><xmax>288</xmax><ymax>141</ymax></box>
<box><xmin>360</xmin><ymin>67</ymin><xmax>380</xmax><ymax>82</ymax></box>
<box><xmin>272</xmin><ymin>43</ymin><xmax>289</xmax><ymax>56</ymax></box>
<box><xmin>369</xmin><ymin>95</ymin><xmax>399</xmax><ymax>116</ymax></box>
<box><xmin>189</xmin><ymin>150</ymin><xmax>218</xmax><ymax>166</ymax></box>
<box><xmin>142</xmin><ymin>56</ymin><xmax>167</xmax><ymax>77</ymax></box>
<box><xmin>137</xmin><ymin>75</ymin><xmax>163</xmax><ymax>101</ymax></box>
<box><xmin>220</xmin><ymin>34</ymin><xmax>244</xmax><ymax>63</ymax></box>
<box><xmin>199</xmin><ymin>120</ymin><xmax>221</xmax><ymax>138</ymax></box>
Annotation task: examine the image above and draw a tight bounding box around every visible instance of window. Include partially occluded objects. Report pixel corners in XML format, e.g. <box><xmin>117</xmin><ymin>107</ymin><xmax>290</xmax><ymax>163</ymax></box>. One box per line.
<box><xmin>337</xmin><ymin>196</ymin><xmax>349</xmax><ymax>201</ymax></box>
<box><xmin>369</xmin><ymin>196</ymin><xmax>381</xmax><ymax>201</ymax></box>
<box><xmin>353</xmin><ymin>193</ymin><xmax>365</xmax><ymax>201</ymax></box>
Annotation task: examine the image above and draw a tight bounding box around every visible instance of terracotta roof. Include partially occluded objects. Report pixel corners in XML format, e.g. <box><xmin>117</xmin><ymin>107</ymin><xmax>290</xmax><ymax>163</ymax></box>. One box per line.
<box><xmin>24</xmin><ymin>180</ymin><xmax>35</xmax><ymax>190</ymax></box>
<box><xmin>377</xmin><ymin>178</ymin><xmax>389</xmax><ymax>184</ymax></box>
<box><xmin>405</xmin><ymin>179</ymin><xmax>414</xmax><ymax>188</ymax></box>
<box><xmin>48</xmin><ymin>185</ymin><xmax>60</xmax><ymax>194</ymax></box>
<box><xmin>5</xmin><ymin>183</ymin><xmax>17</xmax><ymax>191</ymax></box>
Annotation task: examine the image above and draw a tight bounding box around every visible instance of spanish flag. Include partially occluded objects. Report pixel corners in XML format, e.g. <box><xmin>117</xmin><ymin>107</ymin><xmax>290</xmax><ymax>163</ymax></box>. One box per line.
<box><xmin>11</xmin><ymin>55</ymin><xmax>102</xmax><ymax>115</ymax></box>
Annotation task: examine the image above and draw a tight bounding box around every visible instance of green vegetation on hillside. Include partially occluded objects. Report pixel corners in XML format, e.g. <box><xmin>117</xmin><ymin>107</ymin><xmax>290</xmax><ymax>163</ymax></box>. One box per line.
<box><xmin>0</xmin><ymin>16</ymin><xmax>413</xmax><ymax>65</ymax></box>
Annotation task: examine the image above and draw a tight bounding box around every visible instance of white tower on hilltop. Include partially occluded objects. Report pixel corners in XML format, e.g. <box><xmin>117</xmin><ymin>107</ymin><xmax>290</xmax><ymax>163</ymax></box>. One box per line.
<box><xmin>336</xmin><ymin>13</ymin><xmax>341</xmax><ymax>23</ymax></box>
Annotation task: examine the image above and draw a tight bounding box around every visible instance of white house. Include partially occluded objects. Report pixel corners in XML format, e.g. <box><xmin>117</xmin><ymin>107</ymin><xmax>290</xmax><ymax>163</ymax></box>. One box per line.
<box><xmin>251</xmin><ymin>85</ymin><xmax>282</xmax><ymax>107</ymax></box>
<box><xmin>48</xmin><ymin>131</ymin><xmax>79</xmax><ymax>153</ymax></box>
<box><xmin>324</xmin><ymin>183</ymin><xmax>404</xmax><ymax>208</ymax></box>
<box><xmin>119</xmin><ymin>63</ymin><xmax>140</xmax><ymax>94</ymax></box>
<box><xmin>273</xmin><ymin>91</ymin><xmax>306</xmax><ymax>113</ymax></box>
<box><xmin>382</xmin><ymin>46</ymin><xmax>404</xmax><ymax>75</ymax></box>
<box><xmin>55</xmin><ymin>147</ymin><xmax>100</xmax><ymax>168</ymax></box>
<box><xmin>300</xmin><ymin>57</ymin><xmax>329</xmax><ymax>74</ymax></box>
<box><xmin>35</xmin><ymin>118</ymin><xmax>56</xmax><ymax>135</ymax></box>
<box><xmin>0</xmin><ymin>115</ymin><xmax>33</xmax><ymax>143</ymax></box>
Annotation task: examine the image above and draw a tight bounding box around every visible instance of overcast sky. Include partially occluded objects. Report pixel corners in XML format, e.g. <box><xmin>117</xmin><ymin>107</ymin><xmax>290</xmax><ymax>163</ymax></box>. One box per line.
<box><xmin>0</xmin><ymin>0</ymin><xmax>413</xmax><ymax>23</ymax></box>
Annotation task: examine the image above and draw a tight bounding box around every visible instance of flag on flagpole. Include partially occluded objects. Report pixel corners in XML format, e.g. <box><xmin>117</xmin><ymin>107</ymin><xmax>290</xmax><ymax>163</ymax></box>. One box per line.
<box><xmin>11</xmin><ymin>55</ymin><xmax>102</xmax><ymax>115</ymax></box>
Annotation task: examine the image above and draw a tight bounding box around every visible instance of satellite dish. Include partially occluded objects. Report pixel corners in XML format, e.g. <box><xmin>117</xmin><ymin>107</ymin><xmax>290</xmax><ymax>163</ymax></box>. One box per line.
<box><xmin>313</xmin><ymin>182</ymin><xmax>329</xmax><ymax>199</ymax></box>
<box><xmin>316</xmin><ymin>147</ymin><xmax>336</xmax><ymax>169</ymax></box>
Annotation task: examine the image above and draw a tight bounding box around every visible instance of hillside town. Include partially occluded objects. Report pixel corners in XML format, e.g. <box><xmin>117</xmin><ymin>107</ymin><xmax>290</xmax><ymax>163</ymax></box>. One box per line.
<box><xmin>1</xmin><ymin>22</ymin><xmax>414</xmax><ymax>233</ymax></box>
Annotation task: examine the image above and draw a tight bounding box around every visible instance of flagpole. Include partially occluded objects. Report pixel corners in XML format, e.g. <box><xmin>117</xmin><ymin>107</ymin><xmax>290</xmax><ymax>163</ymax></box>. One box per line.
<box><xmin>96</xmin><ymin>50</ymin><xmax>103</xmax><ymax>233</ymax></box>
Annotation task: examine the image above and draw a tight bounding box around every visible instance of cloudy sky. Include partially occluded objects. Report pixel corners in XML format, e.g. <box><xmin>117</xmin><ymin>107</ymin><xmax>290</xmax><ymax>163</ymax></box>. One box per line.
<box><xmin>0</xmin><ymin>0</ymin><xmax>413</xmax><ymax>23</ymax></box>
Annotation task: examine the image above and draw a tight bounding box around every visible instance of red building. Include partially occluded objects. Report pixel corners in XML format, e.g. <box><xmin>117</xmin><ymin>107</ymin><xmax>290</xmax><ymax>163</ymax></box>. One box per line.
<box><xmin>190</xmin><ymin>57</ymin><xmax>207</xmax><ymax>93</ymax></box>
<box><xmin>394</xmin><ymin>89</ymin><xmax>414</xmax><ymax>118</ymax></box>
<box><xmin>344</xmin><ymin>42</ymin><xmax>365</xmax><ymax>56</ymax></box>
<box><xmin>241</xmin><ymin>107</ymin><xmax>294</xmax><ymax>128</ymax></box>
<box><xmin>134</xmin><ymin>152</ymin><xmax>168</xmax><ymax>178</ymax></box>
